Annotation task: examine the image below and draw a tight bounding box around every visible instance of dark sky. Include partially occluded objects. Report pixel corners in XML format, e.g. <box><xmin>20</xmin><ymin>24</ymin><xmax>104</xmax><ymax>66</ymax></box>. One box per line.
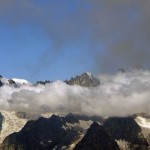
<box><xmin>0</xmin><ymin>0</ymin><xmax>150</xmax><ymax>82</ymax></box>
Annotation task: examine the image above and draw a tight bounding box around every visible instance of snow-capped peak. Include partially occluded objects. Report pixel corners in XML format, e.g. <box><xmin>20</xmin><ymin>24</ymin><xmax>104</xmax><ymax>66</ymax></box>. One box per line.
<box><xmin>86</xmin><ymin>72</ymin><xmax>93</xmax><ymax>79</ymax></box>
<box><xmin>83</xmin><ymin>72</ymin><xmax>97</xmax><ymax>81</ymax></box>
<box><xmin>12</xmin><ymin>78</ymin><xmax>31</xmax><ymax>85</ymax></box>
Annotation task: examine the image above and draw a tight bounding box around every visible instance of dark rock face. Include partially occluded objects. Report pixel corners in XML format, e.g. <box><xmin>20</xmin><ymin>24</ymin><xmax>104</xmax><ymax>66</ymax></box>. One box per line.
<box><xmin>8</xmin><ymin>79</ymin><xmax>16</xmax><ymax>85</ymax></box>
<box><xmin>1</xmin><ymin>113</ymin><xmax>149</xmax><ymax>150</ymax></box>
<box><xmin>36</xmin><ymin>80</ymin><xmax>52</xmax><ymax>85</ymax></box>
<box><xmin>1</xmin><ymin>115</ymin><xmax>81</xmax><ymax>150</ymax></box>
<box><xmin>65</xmin><ymin>72</ymin><xmax>100</xmax><ymax>87</ymax></box>
<box><xmin>63</xmin><ymin>113</ymin><xmax>79</xmax><ymax>124</ymax></box>
<box><xmin>103</xmin><ymin>117</ymin><xmax>149</xmax><ymax>150</ymax></box>
<box><xmin>8</xmin><ymin>79</ymin><xmax>18</xmax><ymax>87</ymax></box>
<box><xmin>0</xmin><ymin>75</ymin><xmax>3</xmax><ymax>87</ymax></box>
<box><xmin>118</xmin><ymin>67</ymin><xmax>127</xmax><ymax>73</ymax></box>
<box><xmin>147</xmin><ymin>135</ymin><xmax>150</xmax><ymax>146</ymax></box>
<box><xmin>0</xmin><ymin>81</ymin><xmax>3</xmax><ymax>87</ymax></box>
<box><xmin>74</xmin><ymin>122</ymin><xmax>119</xmax><ymax>150</ymax></box>
<box><xmin>0</xmin><ymin>78</ymin><xmax>17</xmax><ymax>87</ymax></box>
<box><xmin>0</xmin><ymin>112</ymin><xmax>4</xmax><ymax>132</ymax></box>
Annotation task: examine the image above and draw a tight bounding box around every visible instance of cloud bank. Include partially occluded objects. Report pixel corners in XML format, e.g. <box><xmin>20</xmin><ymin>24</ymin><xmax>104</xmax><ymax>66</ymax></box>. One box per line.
<box><xmin>0</xmin><ymin>69</ymin><xmax>150</xmax><ymax>116</ymax></box>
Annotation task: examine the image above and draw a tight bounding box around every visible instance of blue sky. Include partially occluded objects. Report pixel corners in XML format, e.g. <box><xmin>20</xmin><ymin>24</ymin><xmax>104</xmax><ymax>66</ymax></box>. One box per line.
<box><xmin>0</xmin><ymin>0</ymin><xmax>150</xmax><ymax>82</ymax></box>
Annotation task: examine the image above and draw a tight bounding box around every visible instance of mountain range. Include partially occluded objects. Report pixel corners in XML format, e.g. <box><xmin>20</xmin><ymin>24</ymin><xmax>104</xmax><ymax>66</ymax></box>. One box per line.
<box><xmin>0</xmin><ymin>72</ymin><xmax>150</xmax><ymax>149</ymax></box>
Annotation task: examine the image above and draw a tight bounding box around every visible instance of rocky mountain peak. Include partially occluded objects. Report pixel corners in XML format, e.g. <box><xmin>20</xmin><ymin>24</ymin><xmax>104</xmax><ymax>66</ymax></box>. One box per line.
<box><xmin>35</xmin><ymin>80</ymin><xmax>52</xmax><ymax>85</ymax></box>
<box><xmin>0</xmin><ymin>81</ymin><xmax>3</xmax><ymax>87</ymax></box>
<box><xmin>65</xmin><ymin>72</ymin><xmax>100</xmax><ymax>87</ymax></box>
<box><xmin>81</xmin><ymin>72</ymin><xmax>93</xmax><ymax>78</ymax></box>
<box><xmin>103</xmin><ymin>117</ymin><xmax>149</xmax><ymax>149</ymax></box>
<box><xmin>74</xmin><ymin>122</ymin><xmax>119</xmax><ymax>150</ymax></box>
<box><xmin>1</xmin><ymin>114</ymin><xmax>81</xmax><ymax>150</ymax></box>
<box><xmin>63</xmin><ymin>113</ymin><xmax>79</xmax><ymax>124</ymax></box>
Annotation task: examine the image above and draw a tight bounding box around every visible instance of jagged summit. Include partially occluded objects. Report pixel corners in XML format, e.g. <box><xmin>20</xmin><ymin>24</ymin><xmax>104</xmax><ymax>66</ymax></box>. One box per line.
<box><xmin>1</xmin><ymin>114</ymin><xmax>81</xmax><ymax>150</ymax></box>
<box><xmin>65</xmin><ymin>72</ymin><xmax>100</xmax><ymax>87</ymax></box>
<box><xmin>118</xmin><ymin>66</ymin><xmax>144</xmax><ymax>73</ymax></box>
<box><xmin>35</xmin><ymin>72</ymin><xmax>100</xmax><ymax>87</ymax></box>
<box><xmin>103</xmin><ymin>117</ymin><xmax>149</xmax><ymax>149</ymax></box>
<box><xmin>74</xmin><ymin>122</ymin><xmax>119</xmax><ymax>150</ymax></box>
<box><xmin>81</xmin><ymin>72</ymin><xmax>94</xmax><ymax>80</ymax></box>
<box><xmin>0</xmin><ymin>111</ymin><xmax>150</xmax><ymax>150</ymax></box>
<box><xmin>35</xmin><ymin>80</ymin><xmax>52</xmax><ymax>85</ymax></box>
<box><xmin>0</xmin><ymin>72</ymin><xmax>100</xmax><ymax>87</ymax></box>
<box><xmin>85</xmin><ymin>72</ymin><xmax>93</xmax><ymax>78</ymax></box>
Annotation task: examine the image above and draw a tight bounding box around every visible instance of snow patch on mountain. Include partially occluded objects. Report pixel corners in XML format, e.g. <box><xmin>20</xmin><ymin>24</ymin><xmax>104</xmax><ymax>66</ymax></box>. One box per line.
<box><xmin>0</xmin><ymin>78</ymin><xmax>9</xmax><ymax>85</ymax></box>
<box><xmin>116</xmin><ymin>140</ymin><xmax>128</xmax><ymax>150</ymax></box>
<box><xmin>135</xmin><ymin>116</ymin><xmax>150</xmax><ymax>144</ymax></box>
<box><xmin>135</xmin><ymin>116</ymin><xmax>150</xmax><ymax>129</ymax></box>
<box><xmin>79</xmin><ymin>120</ymin><xmax>93</xmax><ymax>130</ymax></box>
<box><xmin>0</xmin><ymin>111</ymin><xmax>27</xmax><ymax>143</ymax></box>
<box><xmin>12</xmin><ymin>78</ymin><xmax>31</xmax><ymax>85</ymax></box>
<box><xmin>68</xmin><ymin>135</ymin><xmax>84</xmax><ymax>150</ymax></box>
<box><xmin>86</xmin><ymin>72</ymin><xmax>93</xmax><ymax>79</ymax></box>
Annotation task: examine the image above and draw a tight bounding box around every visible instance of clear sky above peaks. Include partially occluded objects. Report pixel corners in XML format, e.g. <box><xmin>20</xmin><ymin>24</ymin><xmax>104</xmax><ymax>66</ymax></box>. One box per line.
<box><xmin>0</xmin><ymin>0</ymin><xmax>150</xmax><ymax>82</ymax></box>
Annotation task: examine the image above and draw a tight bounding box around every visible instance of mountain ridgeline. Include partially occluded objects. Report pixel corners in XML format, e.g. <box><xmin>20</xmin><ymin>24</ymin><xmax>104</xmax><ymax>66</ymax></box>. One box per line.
<box><xmin>74</xmin><ymin>122</ymin><xmax>120</xmax><ymax>150</ymax></box>
<box><xmin>35</xmin><ymin>72</ymin><xmax>100</xmax><ymax>87</ymax></box>
<box><xmin>0</xmin><ymin>72</ymin><xmax>100</xmax><ymax>87</ymax></box>
<box><xmin>0</xmin><ymin>72</ymin><xmax>150</xmax><ymax>149</ymax></box>
<box><xmin>1</xmin><ymin>114</ymin><xmax>150</xmax><ymax>150</ymax></box>
<box><xmin>0</xmin><ymin>75</ymin><xmax>30</xmax><ymax>87</ymax></box>
<box><xmin>65</xmin><ymin>72</ymin><xmax>100</xmax><ymax>87</ymax></box>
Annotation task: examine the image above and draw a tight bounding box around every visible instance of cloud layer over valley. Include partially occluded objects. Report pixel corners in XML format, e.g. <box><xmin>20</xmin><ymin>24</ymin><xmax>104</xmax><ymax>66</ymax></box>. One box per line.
<box><xmin>0</xmin><ymin>69</ymin><xmax>150</xmax><ymax>117</ymax></box>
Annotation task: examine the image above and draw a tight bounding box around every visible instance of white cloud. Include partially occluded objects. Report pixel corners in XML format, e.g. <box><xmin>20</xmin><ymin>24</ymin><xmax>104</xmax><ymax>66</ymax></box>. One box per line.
<box><xmin>0</xmin><ymin>70</ymin><xmax>150</xmax><ymax>116</ymax></box>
